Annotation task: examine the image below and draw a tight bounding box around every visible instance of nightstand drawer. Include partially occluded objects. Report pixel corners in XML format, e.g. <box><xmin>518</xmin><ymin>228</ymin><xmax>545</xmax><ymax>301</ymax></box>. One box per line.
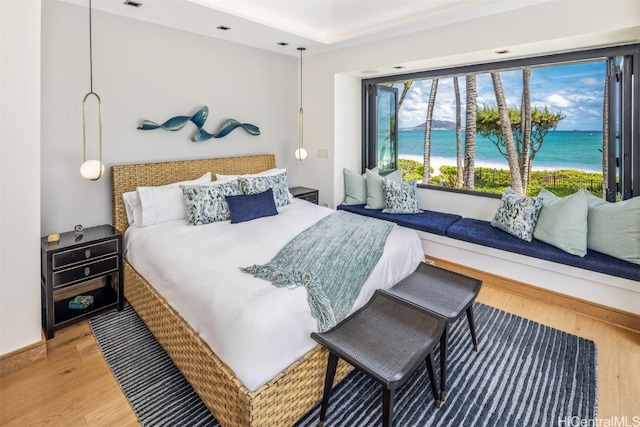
<box><xmin>297</xmin><ymin>192</ymin><xmax>318</xmax><ymax>204</ymax></box>
<box><xmin>289</xmin><ymin>187</ymin><xmax>319</xmax><ymax>205</ymax></box>
<box><xmin>53</xmin><ymin>256</ymin><xmax>119</xmax><ymax>288</ymax></box>
<box><xmin>52</xmin><ymin>239</ymin><xmax>118</xmax><ymax>269</ymax></box>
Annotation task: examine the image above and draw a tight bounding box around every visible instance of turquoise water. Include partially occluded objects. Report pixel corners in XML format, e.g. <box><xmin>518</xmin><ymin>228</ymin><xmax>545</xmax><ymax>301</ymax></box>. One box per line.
<box><xmin>398</xmin><ymin>130</ymin><xmax>603</xmax><ymax>172</ymax></box>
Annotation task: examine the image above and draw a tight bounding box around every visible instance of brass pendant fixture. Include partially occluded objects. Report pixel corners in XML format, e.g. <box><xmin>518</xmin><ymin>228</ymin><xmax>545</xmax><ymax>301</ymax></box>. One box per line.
<box><xmin>80</xmin><ymin>0</ymin><xmax>104</xmax><ymax>181</ymax></box>
<box><xmin>295</xmin><ymin>47</ymin><xmax>307</xmax><ymax>161</ymax></box>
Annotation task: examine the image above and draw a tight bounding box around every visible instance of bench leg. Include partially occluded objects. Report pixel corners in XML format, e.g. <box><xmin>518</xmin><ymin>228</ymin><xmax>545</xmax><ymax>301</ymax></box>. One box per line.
<box><xmin>466</xmin><ymin>306</ymin><xmax>478</xmax><ymax>352</ymax></box>
<box><xmin>425</xmin><ymin>352</ymin><xmax>440</xmax><ymax>408</ymax></box>
<box><xmin>440</xmin><ymin>325</ymin><xmax>448</xmax><ymax>402</ymax></box>
<box><xmin>382</xmin><ymin>387</ymin><xmax>395</xmax><ymax>427</ymax></box>
<box><xmin>319</xmin><ymin>352</ymin><xmax>339</xmax><ymax>427</ymax></box>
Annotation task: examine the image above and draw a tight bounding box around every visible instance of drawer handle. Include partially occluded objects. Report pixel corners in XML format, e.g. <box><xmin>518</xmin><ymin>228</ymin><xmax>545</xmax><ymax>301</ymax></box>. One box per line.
<box><xmin>84</xmin><ymin>267</ymin><xmax>91</xmax><ymax>277</ymax></box>
<box><xmin>85</xmin><ymin>249</ymin><xmax>91</xmax><ymax>259</ymax></box>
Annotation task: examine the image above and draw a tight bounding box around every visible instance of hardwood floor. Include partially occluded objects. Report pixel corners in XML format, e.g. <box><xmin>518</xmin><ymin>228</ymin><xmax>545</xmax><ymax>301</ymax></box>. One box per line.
<box><xmin>1</xmin><ymin>286</ymin><xmax>639</xmax><ymax>426</ymax></box>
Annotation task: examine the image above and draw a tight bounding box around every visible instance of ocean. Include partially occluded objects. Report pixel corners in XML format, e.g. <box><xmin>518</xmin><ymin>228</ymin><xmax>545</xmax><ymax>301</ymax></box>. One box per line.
<box><xmin>397</xmin><ymin>129</ymin><xmax>603</xmax><ymax>173</ymax></box>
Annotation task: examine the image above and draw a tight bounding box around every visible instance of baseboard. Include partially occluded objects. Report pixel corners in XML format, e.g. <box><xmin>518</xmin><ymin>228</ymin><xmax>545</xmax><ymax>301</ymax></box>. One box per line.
<box><xmin>0</xmin><ymin>332</ymin><xmax>47</xmax><ymax>376</ymax></box>
<box><xmin>427</xmin><ymin>256</ymin><xmax>640</xmax><ymax>332</ymax></box>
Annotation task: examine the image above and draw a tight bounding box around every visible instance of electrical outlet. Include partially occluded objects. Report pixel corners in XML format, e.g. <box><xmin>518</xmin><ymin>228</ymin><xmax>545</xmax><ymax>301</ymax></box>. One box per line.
<box><xmin>318</xmin><ymin>149</ymin><xmax>329</xmax><ymax>158</ymax></box>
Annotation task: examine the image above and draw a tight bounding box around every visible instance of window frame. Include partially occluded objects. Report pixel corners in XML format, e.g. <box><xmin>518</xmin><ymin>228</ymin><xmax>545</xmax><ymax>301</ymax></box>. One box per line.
<box><xmin>362</xmin><ymin>43</ymin><xmax>640</xmax><ymax>200</ymax></box>
<box><xmin>363</xmin><ymin>84</ymin><xmax>399</xmax><ymax>174</ymax></box>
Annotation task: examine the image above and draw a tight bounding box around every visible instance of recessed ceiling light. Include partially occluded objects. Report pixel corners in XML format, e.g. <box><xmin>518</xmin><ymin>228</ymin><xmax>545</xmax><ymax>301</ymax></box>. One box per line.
<box><xmin>123</xmin><ymin>0</ymin><xmax>141</xmax><ymax>7</ymax></box>
<box><xmin>217</xmin><ymin>25</ymin><xmax>231</xmax><ymax>31</ymax></box>
<box><xmin>277</xmin><ymin>42</ymin><xmax>289</xmax><ymax>46</ymax></box>
<box><xmin>495</xmin><ymin>49</ymin><xmax>511</xmax><ymax>55</ymax></box>
<box><xmin>361</xmin><ymin>70</ymin><xmax>379</xmax><ymax>75</ymax></box>
<box><xmin>393</xmin><ymin>65</ymin><xmax>405</xmax><ymax>69</ymax></box>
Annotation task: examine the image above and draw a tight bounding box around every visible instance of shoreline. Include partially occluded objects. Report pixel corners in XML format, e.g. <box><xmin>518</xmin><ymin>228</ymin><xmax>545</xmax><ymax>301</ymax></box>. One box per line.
<box><xmin>399</xmin><ymin>155</ymin><xmax>602</xmax><ymax>176</ymax></box>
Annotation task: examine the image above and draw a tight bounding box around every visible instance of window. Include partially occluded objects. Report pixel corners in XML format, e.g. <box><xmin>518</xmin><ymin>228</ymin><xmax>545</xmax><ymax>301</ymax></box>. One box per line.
<box><xmin>362</xmin><ymin>44</ymin><xmax>639</xmax><ymax>201</ymax></box>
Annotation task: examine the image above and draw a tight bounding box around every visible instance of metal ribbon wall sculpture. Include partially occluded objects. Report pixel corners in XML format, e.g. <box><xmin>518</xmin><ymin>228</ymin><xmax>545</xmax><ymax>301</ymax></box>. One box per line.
<box><xmin>137</xmin><ymin>106</ymin><xmax>260</xmax><ymax>142</ymax></box>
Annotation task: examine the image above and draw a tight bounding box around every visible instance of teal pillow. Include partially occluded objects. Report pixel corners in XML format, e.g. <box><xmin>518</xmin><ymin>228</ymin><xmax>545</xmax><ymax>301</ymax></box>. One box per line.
<box><xmin>343</xmin><ymin>168</ymin><xmax>368</xmax><ymax>205</ymax></box>
<box><xmin>533</xmin><ymin>189</ymin><xmax>588</xmax><ymax>256</ymax></box>
<box><xmin>491</xmin><ymin>187</ymin><xmax>543</xmax><ymax>241</ymax></box>
<box><xmin>365</xmin><ymin>169</ymin><xmax>402</xmax><ymax>209</ymax></box>
<box><xmin>584</xmin><ymin>193</ymin><xmax>640</xmax><ymax>264</ymax></box>
<box><xmin>382</xmin><ymin>179</ymin><xmax>422</xmax><ymax>214</ymax></box>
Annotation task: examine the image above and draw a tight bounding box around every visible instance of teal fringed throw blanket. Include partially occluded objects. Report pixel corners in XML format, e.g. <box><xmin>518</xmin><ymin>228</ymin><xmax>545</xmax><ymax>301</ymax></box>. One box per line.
<box><xmin>241</xmin><ymin>211</ymin><xmax>394</xmax><ymax>332</ymax></box>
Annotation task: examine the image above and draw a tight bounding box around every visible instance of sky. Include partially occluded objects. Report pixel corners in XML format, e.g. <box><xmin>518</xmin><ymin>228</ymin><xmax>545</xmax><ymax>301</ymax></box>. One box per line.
<box><xmin>393</xmin><ymin>60</ymin><xmax>607</xmax><ymax>132</ymax></box>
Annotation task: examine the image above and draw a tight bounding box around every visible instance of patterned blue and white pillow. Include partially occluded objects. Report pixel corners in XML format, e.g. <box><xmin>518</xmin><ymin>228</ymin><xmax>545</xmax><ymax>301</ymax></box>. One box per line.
<box><xmin>238</xmin><ymin>171</ymin><xmax>290</xmax><ymax>207</ymax></box>
<box><xmin>180</xmin><ymin>181</ymin><xmax>242</xmax><ymax>225</ymax></box>
<box><xmin>491</xmin><ymin>187</ymin><xmax>543</xmax><ymax>241</ymax></box>
<box><xmin>382</xmin><ymin>179</ymin><xmax>423</xmax><ymax>214</ymax></box>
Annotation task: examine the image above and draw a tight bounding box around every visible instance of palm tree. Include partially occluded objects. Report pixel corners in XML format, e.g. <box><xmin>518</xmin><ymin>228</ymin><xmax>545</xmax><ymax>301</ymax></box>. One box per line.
<box><xmin>454</xmin><ymin>76</ymin><xmax>463</xmax><ymax>188</ymax></box>
<box><xmin>464</xmin><ymin>74</ymin><xmax>477</xmax><ymax>190</ymax></box>
<box><xmin>520</xmin><ymin>68</ymin><xmax>532</xmax><ymax>190</ymax></box>
<box><xmin>422</xmin><ymin>78</ymin><xmax>438</xmax><ymax>184</ymax></box>
<box><xmin>491</xmin><ymin>72</ymin><xmax>524</xmax><ymax>195</ymax></box>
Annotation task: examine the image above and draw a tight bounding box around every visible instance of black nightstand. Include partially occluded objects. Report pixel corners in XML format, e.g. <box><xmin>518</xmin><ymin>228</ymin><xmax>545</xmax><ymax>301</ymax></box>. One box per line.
<box><xmin>40</xmin><ymin>224</ymin><xmax>124</xmax><ymax>339</ymax></box>
<box><xmin>289</xmin><ymin>186</ymin><xmax>319</xmax><ymax>204</ymax></box>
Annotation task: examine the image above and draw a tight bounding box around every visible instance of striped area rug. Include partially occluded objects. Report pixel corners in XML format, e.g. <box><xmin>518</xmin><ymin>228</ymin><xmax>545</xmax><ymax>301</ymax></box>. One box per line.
<box><xmin>90</xmin><ymin>303</ymin><xmax>597</xmax><ymax>427</ymax></box>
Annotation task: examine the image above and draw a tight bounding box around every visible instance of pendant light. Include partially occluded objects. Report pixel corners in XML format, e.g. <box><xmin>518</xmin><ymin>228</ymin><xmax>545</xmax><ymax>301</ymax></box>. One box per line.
<box><xmin>80</xmin><ymin>0</ymin><xmax>104</xmax><ymax>180</ymax></box>
<box><xmin>295</xmin><ymin>47</ymin><xmax>307</xmax><ymax>161</ymax></box>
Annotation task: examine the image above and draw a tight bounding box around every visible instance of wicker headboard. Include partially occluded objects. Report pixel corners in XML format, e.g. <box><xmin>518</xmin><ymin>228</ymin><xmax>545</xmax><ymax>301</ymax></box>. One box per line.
<box><xmin>111</xmin><ymin>154</ymin><xmax>277</xmax><ymax>233</ymax></box>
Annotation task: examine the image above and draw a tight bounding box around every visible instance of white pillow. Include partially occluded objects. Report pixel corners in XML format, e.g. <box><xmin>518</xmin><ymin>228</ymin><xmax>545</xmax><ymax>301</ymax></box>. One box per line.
<box><xmin>215</xmin><ymin>168</ymin><xmax>285</xmax><ymax>182</ymax></box>
<box><xmin>122</xmin><ymin>172</ymin><xmax>211</xmax><ymax>227</ymax></box>
<box><xmin>122</xmin><ymin>191</ymin><xmax>142</xmax><ymax>226</ymax></box>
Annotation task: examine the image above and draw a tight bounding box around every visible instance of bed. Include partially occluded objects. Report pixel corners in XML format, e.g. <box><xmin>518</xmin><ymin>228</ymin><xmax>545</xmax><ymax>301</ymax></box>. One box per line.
<box><xmin>111</xmin><ymin>154</ymin><xmax>424</xmax><ymax>426</ymax></box>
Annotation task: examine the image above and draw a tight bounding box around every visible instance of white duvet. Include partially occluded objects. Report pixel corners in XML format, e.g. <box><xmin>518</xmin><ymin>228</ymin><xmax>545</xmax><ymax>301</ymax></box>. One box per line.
<box><xmin>124</xmin><ymin>199</ymin><xmax>424</xmax><ymax>391</ymax></box>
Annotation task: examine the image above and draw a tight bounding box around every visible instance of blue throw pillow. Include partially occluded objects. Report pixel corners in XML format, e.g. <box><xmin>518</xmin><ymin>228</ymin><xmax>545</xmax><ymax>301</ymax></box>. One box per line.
<box><xmin>225</xmin><ymin>188</ymin><xmax>278</xmax><ymax>224</ymax></box>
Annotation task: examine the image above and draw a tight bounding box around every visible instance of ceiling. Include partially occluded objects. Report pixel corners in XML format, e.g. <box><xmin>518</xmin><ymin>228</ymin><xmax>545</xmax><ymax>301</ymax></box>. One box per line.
<box><xmin>60</xmin><ymin>0</ymin><xmax>552</xmax><ymax>56</ymax></box>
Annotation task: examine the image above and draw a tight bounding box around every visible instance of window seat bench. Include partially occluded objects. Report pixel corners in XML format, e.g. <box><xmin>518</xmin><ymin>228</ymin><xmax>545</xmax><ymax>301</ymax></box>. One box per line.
<box><xmin>337</xmin><ymin>203</ymin><xmax>640</xmax><ymax>329</ymax></box>
<box><xmin>338</xmin><ymin>204</ymin><xmax>640</xmax><ymax>282</ymax></box>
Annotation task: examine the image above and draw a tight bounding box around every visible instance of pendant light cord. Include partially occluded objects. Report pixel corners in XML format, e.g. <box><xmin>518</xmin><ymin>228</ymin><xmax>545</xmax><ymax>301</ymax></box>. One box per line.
<box><xmin>89</xmin><ymin>0</ymin><xmax>93</xmax><ymax>93</ymax></box>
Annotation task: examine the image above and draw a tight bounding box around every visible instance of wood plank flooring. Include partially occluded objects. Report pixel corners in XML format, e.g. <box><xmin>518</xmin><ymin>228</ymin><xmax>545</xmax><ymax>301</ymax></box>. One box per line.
<box><xmin>1</xmin><ymin>286</ymin><xmax>639</xmax><ymax>426</ymax></box>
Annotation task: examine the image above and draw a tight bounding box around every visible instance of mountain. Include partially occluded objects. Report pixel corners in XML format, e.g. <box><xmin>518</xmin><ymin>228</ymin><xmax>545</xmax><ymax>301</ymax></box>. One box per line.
<box><xmin>402</xmin><ymin>120</ymin><xmax>456</xmax><ymax>131</ymax></box>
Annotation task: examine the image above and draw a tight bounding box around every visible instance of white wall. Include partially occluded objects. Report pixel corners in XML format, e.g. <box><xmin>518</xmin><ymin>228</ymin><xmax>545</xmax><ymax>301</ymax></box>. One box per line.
<box><xmin>299</xmin><ymin>0</ymin><xmax>640</xmax><ymax>211</ymax></box>
<box><xmin>0</xmin><ymin>0</ymin><xmax>42</xmax><ymax>355</ymax></box>
<box><xmin>40</xmin><ymin>0</ymin><xmax>299</xmax><ymax>236</ymax></box>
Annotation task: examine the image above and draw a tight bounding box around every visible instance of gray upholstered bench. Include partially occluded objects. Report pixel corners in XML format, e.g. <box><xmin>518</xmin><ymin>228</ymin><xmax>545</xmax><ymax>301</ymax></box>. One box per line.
<box><xmin>311</xmin><ymin>290</ymin><xmax>447</xmax><ymax>427</ymax></box>
<box><xmin>385</xmin><ymin>261</ymin><xmax>483</xmax><ymax>401</ymax></box>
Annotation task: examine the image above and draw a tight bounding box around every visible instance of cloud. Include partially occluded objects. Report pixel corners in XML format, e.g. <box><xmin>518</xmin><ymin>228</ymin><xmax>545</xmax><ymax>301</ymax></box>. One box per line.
<box><xmin>580</xmin><ymin>77</ymin><xmax>601</xmax><ymax>87</ymax></box>
<box><xmin>546</xmin><ymin>94</ymin><xmax>572</xmax><ymax>108</ymax></box>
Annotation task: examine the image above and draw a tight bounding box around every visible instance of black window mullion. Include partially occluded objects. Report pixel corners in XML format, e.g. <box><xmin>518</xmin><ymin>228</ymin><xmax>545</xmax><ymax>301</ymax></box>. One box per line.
<box><xmin>606</xmin><ymin>58</ymin><xmax>619</xmax><ymax>202</ymax></box>
<box><xmin>363</xmin><ymin>83</ymin><xmax>378</xmax><ymax>171</ymax></box>
<box><xmin>632</xmin><ymin>52</ymin><xmax>640</xmax><ymax>198</ymax></box>
<box><xmin>620</xmin><ymin>55</ymin><xmax>633</xmax><ymax>200</ymax></box>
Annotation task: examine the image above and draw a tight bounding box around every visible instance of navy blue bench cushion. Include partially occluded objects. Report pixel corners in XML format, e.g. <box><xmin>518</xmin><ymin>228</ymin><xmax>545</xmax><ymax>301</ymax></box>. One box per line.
<box><xmin>337</xmin><ymin>204</ymin><xmax>462</xmax><ymax>236</ymax></box>
<box><xmin>446</xmin><ymin>218</ymin><xmax>640</xmax><ymax>282</ymax></box>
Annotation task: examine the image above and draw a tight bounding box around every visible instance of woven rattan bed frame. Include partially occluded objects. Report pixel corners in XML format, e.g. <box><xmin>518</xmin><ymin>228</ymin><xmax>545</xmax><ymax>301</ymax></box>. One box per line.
<box><xmin>111</xmin><ymin>155</ymin><xmax>352</xmax><ymax>427</ymax></box>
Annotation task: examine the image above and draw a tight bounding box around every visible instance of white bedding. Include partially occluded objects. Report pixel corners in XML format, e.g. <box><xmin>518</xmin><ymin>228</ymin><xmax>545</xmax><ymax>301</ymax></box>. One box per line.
<box><xmin>124</xmin><ymin>199</ymin><xmax>424</xmax><ymax>391</ymax></box>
